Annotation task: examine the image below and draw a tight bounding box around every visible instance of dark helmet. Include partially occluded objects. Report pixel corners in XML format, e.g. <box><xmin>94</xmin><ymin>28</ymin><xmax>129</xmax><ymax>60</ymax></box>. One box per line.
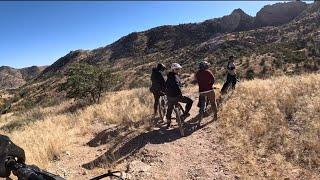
<box><xmin>157</xmin><ymin>63</ymin><xmax>166</xmax><ymax>71</ymax></box>
<box><xmin>229</xmin><ymin>55</ymin><xmax>236</xmax><ymax>61</ymax></box>
<box><xmin>199</xmin><ymin>61</ymin><xmax>210</xmax><ymax>70</ymax></box>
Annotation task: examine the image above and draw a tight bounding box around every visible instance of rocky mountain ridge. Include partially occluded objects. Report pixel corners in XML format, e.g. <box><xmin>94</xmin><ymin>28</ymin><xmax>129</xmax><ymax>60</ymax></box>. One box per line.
<box><xmin>0</xmin><ymin>66</ymin><xmax>47</xmax><ymax>90</ymax></box>
<box><xmin>2</xmin><ymin>1</ymin><xmax>319</xmax><ymax>111</ymax></box>
<box><xmin>39</xmin><ymin>1</ymin><xmax>309</xmax><ymax>77</ymax></box>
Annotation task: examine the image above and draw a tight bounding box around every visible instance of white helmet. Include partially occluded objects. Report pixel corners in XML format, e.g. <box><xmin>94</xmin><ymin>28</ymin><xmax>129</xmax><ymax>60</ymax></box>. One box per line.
<box><xmin>171</xmin><ymin>63</ymin><xmax>182</xmax><ymax>70</ymax></box>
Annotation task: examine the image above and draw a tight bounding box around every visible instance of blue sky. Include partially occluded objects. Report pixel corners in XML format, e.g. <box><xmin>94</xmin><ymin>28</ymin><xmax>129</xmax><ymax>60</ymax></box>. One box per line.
<box><xmin>0</xmin><ymin>1</ymin><xmax>288</xmax><ymax>68</ymax></box>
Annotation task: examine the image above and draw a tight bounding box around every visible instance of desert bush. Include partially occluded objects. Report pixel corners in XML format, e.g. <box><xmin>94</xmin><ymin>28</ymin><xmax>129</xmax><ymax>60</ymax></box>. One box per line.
<box><xmin>62</xmin><ymin>62</ymin><xmax>118</xmax><ymax>104</ymax></box>
<box><xmin>259</xmin><ymin>57</ymin><xmax>266</xmax><ymax>66</ymax></box>
<box><xmin>246</xmin><ymin>69</ymin><xmax>255</xmax><ymax>80</ymax></box>
<box><xmin>0</xmin><ymin>101</ymin><xmax>11</xmax><ymax>114</ymax></box>
<box><xmin>22</xmin><ymin>98</ymin><xmax>35</xmax><ymax>110</ymax></box>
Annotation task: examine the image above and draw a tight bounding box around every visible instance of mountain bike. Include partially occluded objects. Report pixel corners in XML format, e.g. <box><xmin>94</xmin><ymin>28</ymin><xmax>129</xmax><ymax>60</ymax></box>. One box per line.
<box><xmin>221</xmin><ymin>76</ymin><xmax>240</xmax><ymax>94</ymax></box>
<box><xmin>158</xmin><ymin>95</ymin><xmax>167</xmax><ymax>122</ymax></box>
<box><xmin>5</xmin><ymin>157</ymin><xmax>65</xmax><ymax>180</ymax></box>
<box><xmin>198</xmin><ymin>94</ymin><xmax>210</xmax><ymax>127</ymax></box>
<box><xmin>90</xmin><ymin>170</ymin><xmax>124</xmax><ymax>180</ymax></box>
<box><xmin>173</xmin><ymin>102</ymin><xmax>185</xmax><ymax>137</ymax></box>
<box><xmin>218</xmin><ymin>78</ymin><xmax>240</xmax><ymax>108</ymax></box>
<box><xmin>159</xmin><ymin>95</ymin><xmax>185</xmax><ymax>136</ymax></box>
<box><xmin>6</xmin><ymin>156</ymin><xmax>124</xmax><ymax>180</ymax></box>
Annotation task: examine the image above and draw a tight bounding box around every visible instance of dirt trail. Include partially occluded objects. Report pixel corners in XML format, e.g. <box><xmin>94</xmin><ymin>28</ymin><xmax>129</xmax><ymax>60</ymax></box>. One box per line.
<box><xmin>49</xmin><ymin>92</ymin><xmax>238</xmax><ymax>179</ymax></box>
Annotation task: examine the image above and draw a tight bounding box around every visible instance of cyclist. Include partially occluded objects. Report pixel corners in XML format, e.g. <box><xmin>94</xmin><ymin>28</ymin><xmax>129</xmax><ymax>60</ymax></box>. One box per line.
<box><xmin>150</xmin><ymin>63</ymin><xmax>166</xmax><ymax>117</ymax></box>
<box><xmin>165</xmin><ymin>63</ymin><xmax>193</xmax><ymax>128</ymax></box>
<box><xmin>195</xmin><ymin>61</ymin><xmax>218</xmax><ymax>121</ymax></box>
<box><xmin>221</xmin><ymin>55</ymin><xmax>237</xmax><ymax>94</ymax></box>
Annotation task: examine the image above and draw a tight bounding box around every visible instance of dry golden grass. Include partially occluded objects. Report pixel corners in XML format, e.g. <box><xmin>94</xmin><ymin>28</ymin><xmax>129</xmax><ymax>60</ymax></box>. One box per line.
<box><xmin>0</xmin><ymin>88</ymin><xmax>152</xmax><ymax>168</ymax></box>
<box><xmin>218</xmin><ymin>73</ymin><xmax>320</xmax><ymax>179</ymax></box>
<box><xmin>1</xmin><ymin>73</ymin><xmax>319</xmax><ymax>179</ymax></box>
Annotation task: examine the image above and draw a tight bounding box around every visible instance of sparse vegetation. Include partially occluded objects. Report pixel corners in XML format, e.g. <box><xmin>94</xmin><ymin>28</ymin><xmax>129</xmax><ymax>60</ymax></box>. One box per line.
<box><xmin>246</xmin><ymin>69</ymin><xmax>255</xmax><ymax>79</ymax></box>
<box><xmin>0</xmin><ymin>88</ymin><xmax>152</xmax><ymax>167</ymax></box>
<box><xmin>218</xmin><ymin>73</ymin><xmax>320</xmax><ymax>179</ymax></box>
<box><xmin>0</xmin><ymin>2</ymin><xmax>319</xmax><ymax>179</ymax></box>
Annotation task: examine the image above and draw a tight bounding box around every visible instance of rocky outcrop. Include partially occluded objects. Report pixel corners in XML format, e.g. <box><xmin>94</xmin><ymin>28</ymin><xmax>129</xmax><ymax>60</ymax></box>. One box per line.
<box><xmin>219</xmin><ymin>9</ymin><xmax>255</xmax><ymax>32</ymax></box>
<box><xmin>255</xmin><ymin>1</ymin><xmax>308</xmax><ymax>27</ymax></box>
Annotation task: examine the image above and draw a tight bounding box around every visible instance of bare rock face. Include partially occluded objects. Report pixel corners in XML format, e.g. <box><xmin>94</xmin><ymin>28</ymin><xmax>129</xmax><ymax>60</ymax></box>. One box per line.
<box><xmin>255</xmin><ymin>1</ymin><xmax>308</xmax><ymax>27</ymax></box>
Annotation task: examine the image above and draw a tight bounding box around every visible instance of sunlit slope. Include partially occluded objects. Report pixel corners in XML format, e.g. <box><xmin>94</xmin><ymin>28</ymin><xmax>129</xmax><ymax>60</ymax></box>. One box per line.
<box><xmin>218</xmin><ymin>73</ymin><xmax>320</xmax><ymax>178</ymax></box>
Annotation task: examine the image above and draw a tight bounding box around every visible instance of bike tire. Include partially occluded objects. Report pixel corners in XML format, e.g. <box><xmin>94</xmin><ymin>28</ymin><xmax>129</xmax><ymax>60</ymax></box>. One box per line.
<box><xmin>174</xmin><ymin>105</ymin><xmax>185</xmax><ymax>137</ymax></box>
<box><xmin>198</xmin><ymin>111</ymin><xmax>204</xmax><ymax>128</ymax></box>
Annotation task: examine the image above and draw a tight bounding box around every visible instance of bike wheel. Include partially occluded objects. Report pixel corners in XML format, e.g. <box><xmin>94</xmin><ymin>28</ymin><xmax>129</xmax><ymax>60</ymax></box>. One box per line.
<box><xmin>174</xmin><ymin>105</ymin><xmax>185</xmax><ymax>136</ymax></box>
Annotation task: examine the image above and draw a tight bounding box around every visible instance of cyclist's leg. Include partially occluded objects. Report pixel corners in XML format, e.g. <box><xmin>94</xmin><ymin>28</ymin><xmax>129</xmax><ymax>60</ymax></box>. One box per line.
<box><xmin>231</xmin><ymin>75</ymin><xmax>237</xmax><ymax>89</ymax></box>
<box><xmin>153</xmin><ymin>91</ymin><xmax>160</xmax><ymax>116</ymax></box>
<box><xmin>221</xmin><ymin>74</ymin><xmax>231</xmax><ymax>94</ymax></box>
<box><xmin>166</xmin><ymin>97</ymin><xmax>176</xmax><ymax>128</ymax></box>
<box><xmin>207</xmin><ymin>91</ymin><xmax>218</xmax><ymax>119</ymax></box>
<box><xmin>198</xmin><ymin>94</ymin><xmax>206</xmax><ymax>114</ymax></box>
<box><xmin>178</xmin><ymin>96</ymin><xmax>193</xmax><ymax>116</ymax></box>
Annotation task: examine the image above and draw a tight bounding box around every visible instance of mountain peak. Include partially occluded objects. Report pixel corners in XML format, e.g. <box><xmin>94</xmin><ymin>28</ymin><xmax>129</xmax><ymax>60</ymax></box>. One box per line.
<box><xmin>231</xmin><ymin>8</ymin><xmax>247</xmax><ymax>16</ymax></box>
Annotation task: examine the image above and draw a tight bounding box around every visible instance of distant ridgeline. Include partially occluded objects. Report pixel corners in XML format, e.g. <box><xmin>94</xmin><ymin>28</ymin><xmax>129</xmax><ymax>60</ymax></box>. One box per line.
<box><xmin>1</xmin><ymin>1</ymin><xmax>319</xmax><ymax>111</ymax></box>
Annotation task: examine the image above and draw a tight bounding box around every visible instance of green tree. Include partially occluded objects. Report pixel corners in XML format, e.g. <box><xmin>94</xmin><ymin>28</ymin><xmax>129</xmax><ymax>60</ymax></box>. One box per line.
<box><xmin>62</xmin><ymin>62</ymin><xmax>117</xmax><ymax>104</ymax></box>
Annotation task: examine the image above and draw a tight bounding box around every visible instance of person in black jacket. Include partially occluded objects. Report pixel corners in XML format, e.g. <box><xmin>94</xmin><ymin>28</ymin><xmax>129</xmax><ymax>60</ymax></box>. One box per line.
<box><xmin>150</xmin><ymin>63</ymin><xmax>166</xmax><ymax>117</ymax></box>
<box><xmin>165</xmin><ymin>63</ymin><xmax>193</xmax><ymax>128</ymax></box>
<box><xmin>221</xmin><ymin>55</ymin><xmax>237</xmax><ymax>94</ymax></box>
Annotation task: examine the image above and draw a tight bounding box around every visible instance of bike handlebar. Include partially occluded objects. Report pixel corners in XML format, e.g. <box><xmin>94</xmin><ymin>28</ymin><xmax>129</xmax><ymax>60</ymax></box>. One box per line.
<box><xmin>90</xmin><ymin>170</ymin><xmax>124</xmax><ymax>180</ymax></box>
<box><xmin>5</xmin><ymin>157</ymin><xmax>65</xmax><ymax>180</ymax></box>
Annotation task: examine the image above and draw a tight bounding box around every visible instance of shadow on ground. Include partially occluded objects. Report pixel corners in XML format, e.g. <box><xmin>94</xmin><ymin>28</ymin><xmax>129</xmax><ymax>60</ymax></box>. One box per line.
<box><xmin>82</xmin><ymin>115</ymin><xmax>215</xmax><ymax>169</ymax></box>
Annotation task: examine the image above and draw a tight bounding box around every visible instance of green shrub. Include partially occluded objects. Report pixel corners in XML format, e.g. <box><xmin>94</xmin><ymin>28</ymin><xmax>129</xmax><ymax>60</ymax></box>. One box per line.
<box><xmin>246</xmin><ymin>69</ymin><xmax>255</xmax><ymax>80</ymax></box>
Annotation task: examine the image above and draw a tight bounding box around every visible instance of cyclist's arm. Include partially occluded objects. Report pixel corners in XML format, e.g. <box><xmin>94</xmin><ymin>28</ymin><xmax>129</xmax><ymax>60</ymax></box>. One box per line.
<box><xmin>191</xmin><ymin>74</ymin><xmax>198</xmax><ymax>85</ymax></box>
<box><xmin>174</xmin><ymin>76</ymin><xmax>183</xmax><ymax>95</ymax></box>
<box><xmin>208</xmin><ymin>71</ymin><xmax>215</xmax><ymax>85</ymax></box>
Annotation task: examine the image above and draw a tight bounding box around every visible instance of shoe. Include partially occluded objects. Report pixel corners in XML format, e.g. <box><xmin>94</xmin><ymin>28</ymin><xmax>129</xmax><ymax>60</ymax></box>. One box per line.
<box><xmin>166</xmin><ymin>119</ymin><xmax>171</xmax><ymax>129</ymax></box>
<box><xmin>158</xmin><ymin>118</ymin><xmax>164</xmax><ymax>124</ymax></box>
<box><xmin>196</xmin><ymin>122</ymin><xmax>201</xmax><ymax>129</ymax></box>
<box><xmin>213</xmin><ymin>113</ymin><xmax>218</xmax><ymax>121</ymax></box>
<box><xmin>153</xmin><ymin>112</ymin><xmax>158</xmax><ymax>118</ymax></box>
<box><xmin>181</xmin><ymin>113</ymin><xmax>190</xmax><ymax>119</ymax></box>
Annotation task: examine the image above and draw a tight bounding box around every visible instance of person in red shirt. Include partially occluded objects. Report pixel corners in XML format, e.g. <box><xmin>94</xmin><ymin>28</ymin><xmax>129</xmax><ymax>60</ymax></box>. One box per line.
<box><xmin>195</xmin><ymin>61</ymin><xmax>218</xmax><ymax>123</ymax></box>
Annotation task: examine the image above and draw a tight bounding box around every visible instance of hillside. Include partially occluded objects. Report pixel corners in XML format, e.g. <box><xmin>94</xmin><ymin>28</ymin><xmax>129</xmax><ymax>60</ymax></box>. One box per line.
<box><xmin>0</xmin><ymin>73</ymin><xmax>319</xmax><ymax>179</ymax></box>
<box><xmin>0</xmin><ymin>66</ymin><xmax>47</xmax><ymax>90</ymax></box>
<box><xmin>39</xmin><ymin>1</ymin><xmax>308</xmax><ymax>76</ymax></box>
<box><xmin>2</xmin><ymin>1</ymin><xmax>320</xmax><ymax>112</ymax></box>
<box><xmin>1</xmin><ymin>2</ymin><xmax>320</xmax><ymax>179</ymax></box>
